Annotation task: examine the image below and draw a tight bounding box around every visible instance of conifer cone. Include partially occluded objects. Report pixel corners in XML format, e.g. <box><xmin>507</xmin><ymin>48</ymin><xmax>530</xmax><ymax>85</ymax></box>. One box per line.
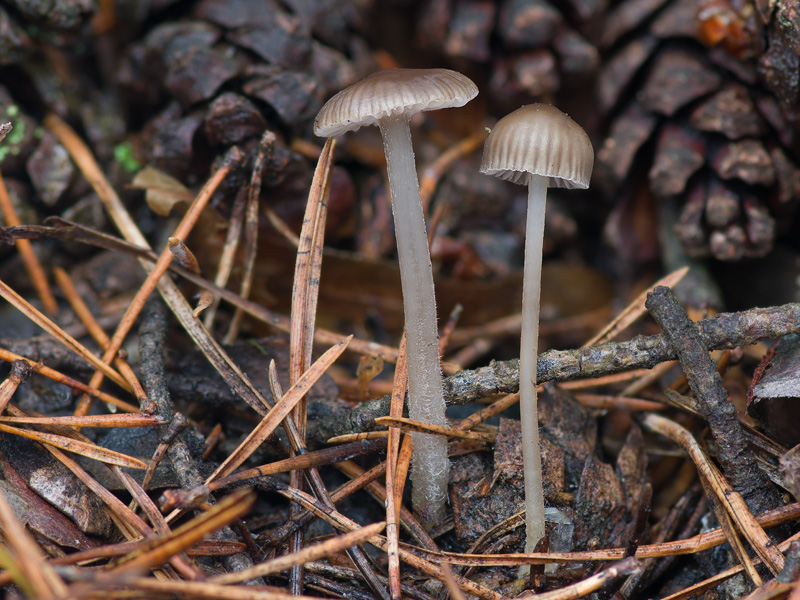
<box><xmin>414</xmin><ymin>0</ymin><xmax>601</xmax><ymax>110</ymax></box>
<box><xmin>0</xmin><ymin>0</ymin><xmax>99</xmax><ymax>174</ymax></box>
<box><xmin>595</xmin><ymin>0</ymin><xmax>800</xmax><ymax>261</ymax></box>
<box><xmin>0</xmin><ymin>1</ymin><xmax>371</xmax><ymax>240</ymax></box>
<box><xmin>0</xmin><ymin>0</ymin><xmax>101</xmax><ymax>260</ymax></box>
<box><xmin>118</xmin><ymin>0</ymin><xmax>369</xmax><ymax>223</ymax></box>
<box><xmin>0</xmin><ymin>0</ymin><xmax>97</xmax><ymax>53</ymax></box>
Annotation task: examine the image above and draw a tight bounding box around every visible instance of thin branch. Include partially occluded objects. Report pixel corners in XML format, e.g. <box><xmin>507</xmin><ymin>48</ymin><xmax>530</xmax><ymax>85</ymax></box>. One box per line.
<box><xmin>646</xmin><ymin>286</ymin><xmax>779</xmax><ymax>513</ymax></box>
<box><xmin>444</xmin><ymin>302</ymin><xmax>800</xmax><ymax>406</ymax></box>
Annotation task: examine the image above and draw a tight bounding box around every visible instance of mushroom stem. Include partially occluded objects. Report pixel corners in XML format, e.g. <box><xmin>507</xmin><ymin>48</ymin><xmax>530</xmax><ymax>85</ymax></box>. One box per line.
<box><xmin>379</xmin><ymin>112</ymin><xmax>448</xmax><ymax>528</ymax></box>
<box><xmin>520</xmin><ymin>174</ymin><xmax>547</xmax><ymax>551</ymax></box>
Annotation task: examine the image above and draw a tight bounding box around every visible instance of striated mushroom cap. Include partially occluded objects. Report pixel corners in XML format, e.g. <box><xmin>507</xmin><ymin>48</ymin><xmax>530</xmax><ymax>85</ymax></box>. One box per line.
<box><xmin>480</xmin><ymin>103</ymin><xmax>593</xmax><ymax>189</ymax></box>
<box><xmin>314</xmin><ymin>68</ymin><xmax>478</xmax><ymax>137</ymax></box>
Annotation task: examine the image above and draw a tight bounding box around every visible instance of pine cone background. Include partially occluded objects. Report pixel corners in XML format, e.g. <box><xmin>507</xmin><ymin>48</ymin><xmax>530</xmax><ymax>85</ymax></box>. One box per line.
<box><xmin>117</xmin><ymin>0</ymin><xmax>374</xmax><ymax>232</ymax></box>
<box><xmin>399</xmin><ymin>0</ymin><xmax>800</xmax><ymax>265</ymax></box>
<box><xmin>0</xmin><ymin>0</ymin><xmax>105</xmax><ymax>269</ymax></box>
<box><xmin>3</xmin><ymin>0</ymin><xmax>797</xmax><ymax>270</ymax></box>
<box><xmin>413</xmin><ymin>0</ymin><xmax>601</xmax><ymax>111</ymax></box>
<box><xmin>595</xmin><ymin>0</ymin><xmax>800</xmax><ymax>262</ymax></box>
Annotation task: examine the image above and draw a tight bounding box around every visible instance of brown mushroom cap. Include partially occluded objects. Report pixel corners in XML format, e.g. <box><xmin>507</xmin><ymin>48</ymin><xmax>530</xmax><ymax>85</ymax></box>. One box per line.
<box><xmin>480</xmin><ymin>104</ymin><xmax>593</xmax><ymax>189</ymax></box>
<box><xmin>314</xmin><ymin>68</ymin><xmax>478</xmax><ymax>138</ymax></box>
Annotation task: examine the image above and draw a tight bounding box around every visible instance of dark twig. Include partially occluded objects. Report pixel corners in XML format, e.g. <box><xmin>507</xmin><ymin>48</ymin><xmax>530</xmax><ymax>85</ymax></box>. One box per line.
<box><xmin>645</xmin><ymin>493</ymin><xmax>707</xmax><ymax>584</ymax></box>
<box><xmin>614</xmin><ymin>487</ymin><xmax>702</xmax><ymax>600</ymax></box>
<box><xmin>645</xmin><ymin>286</ymin><xmax>780</xmax><ymax>514</ymax></box>
<box><xmin>625</xmin><ymin>483</ymin><xmax>652</xmax><ymax>558</ymax></box>
<box><xmin>224</xmin><ymin>131</ymin><xmax>275</xmax><ymax>344</ymax></box>
<box><xmin>138</xmin><ymin>299</ymin><xmax>264</xmax><ymax>581</ymax></box>
<box><xmin>138</xmin><ymin>299</ymin><xmax>174</xmax><ymax>421</ymax></box>
<box><xmin>0</xmin><ymin>360</ymin><xmax>32</xmax><ymax>414</ymax></box>
<box><xmin>777</xmin><ymin>541</ymin><xmax>800</xmax><ymax>583</ymax></box>
<box><xmin>140</xmin><ymin>413</ymin><xmax>188</xmax><ymax>492</ymax></box>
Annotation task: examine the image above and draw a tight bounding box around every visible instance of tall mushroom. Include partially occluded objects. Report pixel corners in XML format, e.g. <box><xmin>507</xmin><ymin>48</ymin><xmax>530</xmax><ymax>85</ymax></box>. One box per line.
<box><xmin>314</xmin><ymin>68</ymin><xmax>478</xmax><ymax>527</ymax></box>
<box><xmin>480</xmin><ymin>104</ymin><xmax>593</xmax><ymax>550</ymax></box>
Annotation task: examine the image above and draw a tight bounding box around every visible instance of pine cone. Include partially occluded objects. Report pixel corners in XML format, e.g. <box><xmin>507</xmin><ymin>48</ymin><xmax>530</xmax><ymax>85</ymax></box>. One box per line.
<box><xmin>118</xmin><ymin>0</ymin><xmax>368</xmax><ymax>224</ymax></box>
<box><xmin>0</xmin><ymin>0</ymin><xmax>97</xmax><ymax>52</ymax></box>
<box><xmin>596</xmin><ymin>0</ymin><xmax>800</xmax><ymax>261</ymax></box>
<box><xmin>415</xmin><ymin>0</ymin><xmax>600</xmax><ymax>109</ymax></box>
<box><xmin>0</xmin><ymin>0</ymin><xmax>100</xmax><ymax>172</ymax></box>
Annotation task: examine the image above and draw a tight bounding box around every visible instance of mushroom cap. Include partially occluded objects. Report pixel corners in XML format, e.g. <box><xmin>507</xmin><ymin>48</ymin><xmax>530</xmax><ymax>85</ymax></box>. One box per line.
<box><xmin>314</xmin><ymin>68</ymin><xmax>478</xmax><ymax>138</ymax></box>
<box><xmin>480</xmin><ymin>104</ymin><xmax>593</xmax><ymax>189</ymax></box>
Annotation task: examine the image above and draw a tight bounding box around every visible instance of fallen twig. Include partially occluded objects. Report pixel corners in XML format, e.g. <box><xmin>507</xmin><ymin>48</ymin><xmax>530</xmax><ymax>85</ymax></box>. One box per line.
<box><xmin>641</xmin><ymin>413</ymin><xmax>784</xmax><ymax>577</ymax></box>
<box><xmin>444</xmin><ymin>301</ymin><xmax>800</xmax><ymax>406</ymax></box>
<box><xmin>314</xmin><ymin>300</ymin><xmax>800</xmax><ymax>442</ymax></box>
<box><xmin>646</xmin><ymin>286</ymin><xmax>779</xmax><ymax>514</ymax></box>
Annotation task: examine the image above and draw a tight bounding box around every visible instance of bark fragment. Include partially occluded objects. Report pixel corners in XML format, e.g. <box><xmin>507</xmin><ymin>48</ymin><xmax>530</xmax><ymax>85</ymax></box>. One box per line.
<box><xmin>749</xmin><ymin>335</ymin><xmax>800</xmax><ymax>448</ymax></box>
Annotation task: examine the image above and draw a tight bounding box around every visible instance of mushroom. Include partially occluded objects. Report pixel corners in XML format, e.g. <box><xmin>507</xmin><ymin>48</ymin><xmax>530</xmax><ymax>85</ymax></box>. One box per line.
<box><xmin>314</xmin><ymin>68</ymin><xmax>478</xmax><ymax>527</ymax></box>
<box><xmin>480</xmin><ymin>104</ymin><xmax>593</xmax><ymax>550</ymax></box>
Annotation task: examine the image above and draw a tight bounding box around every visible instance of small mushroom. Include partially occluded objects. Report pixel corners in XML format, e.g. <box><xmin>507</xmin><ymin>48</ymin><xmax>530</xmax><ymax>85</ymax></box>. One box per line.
<box><xmin>314</xmin><ymin>68</ymin><xmax>478</xmax><ymax>528</ymax></box>
<box><xmin>480</xmin><ymin>104</ymin><xmax>593</xmax><ymax>550</ymax></box>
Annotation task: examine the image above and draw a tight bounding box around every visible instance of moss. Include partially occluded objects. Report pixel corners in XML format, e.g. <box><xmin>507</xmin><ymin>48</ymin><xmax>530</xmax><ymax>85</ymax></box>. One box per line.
<box><xmin>113</xmin><ymin>142</ymin><xmax>141</xmax><ymax>174</ymax></box>
<box><xmin>0</xmin><ymin>108</ymin><xmax>26</xmax><ymax>164</ymax></box>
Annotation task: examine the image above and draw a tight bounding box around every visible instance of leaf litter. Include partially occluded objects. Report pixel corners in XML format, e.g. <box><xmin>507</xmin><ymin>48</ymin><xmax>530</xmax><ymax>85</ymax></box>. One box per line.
<box><xmin>0</xmin><ymin>59</ymin><xmax>797</xmax><ymax>600</ymax></box>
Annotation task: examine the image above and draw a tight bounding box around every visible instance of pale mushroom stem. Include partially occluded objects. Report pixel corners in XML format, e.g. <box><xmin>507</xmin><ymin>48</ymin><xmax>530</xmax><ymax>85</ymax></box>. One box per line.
<box><xmin>520</xmin><ymin>174</ymin><xmax>548</xmax><ymax>552</ymax></box>
<box><xmin>379</xmin><ymin>112</ymin><xmax>448</xmax><ymax>529</ymax></box>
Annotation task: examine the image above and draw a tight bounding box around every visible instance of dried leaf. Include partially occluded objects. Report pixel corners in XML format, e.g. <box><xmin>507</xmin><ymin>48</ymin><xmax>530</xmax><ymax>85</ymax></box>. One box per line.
<box><xmin>131</xmin><ymin>165</ymin><xmax>195</xmax><ymax>217</ymax></box>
